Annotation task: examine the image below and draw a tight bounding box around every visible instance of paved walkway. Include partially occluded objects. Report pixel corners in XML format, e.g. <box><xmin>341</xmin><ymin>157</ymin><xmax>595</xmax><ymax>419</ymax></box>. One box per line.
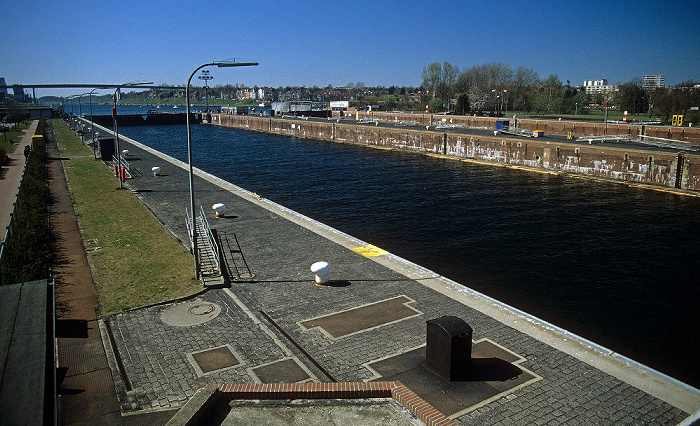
<box><xmin>47</xmin><ymin>122</ymin><xmax>185</xmax><ymax>425</ymax></box>
<box><xmin>65</xmin><ymin>120</ymin><xmax>700</xmax><ymax>424</ymax></box>
<box><xmin>0</xmin><ymin>120</ymin><xmax>38</xmax><ymax>236</ymax></box>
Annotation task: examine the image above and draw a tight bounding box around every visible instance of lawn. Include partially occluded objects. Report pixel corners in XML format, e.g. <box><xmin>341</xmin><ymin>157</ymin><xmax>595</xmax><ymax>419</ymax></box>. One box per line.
<box><xmin>1</xmin><ymin>121</ymin><xmax>30</xmax><ymax>156</ymax></box>
<box><xmin>52</xmin><ymin>119</ymin><xmax>200</xmax><ymax>314</ymax></box>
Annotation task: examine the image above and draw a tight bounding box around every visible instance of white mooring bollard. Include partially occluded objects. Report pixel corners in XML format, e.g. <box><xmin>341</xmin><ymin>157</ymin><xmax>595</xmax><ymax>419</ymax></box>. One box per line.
<box><xmin>122</xmin><ymin>149</ymin><xmax>130</xmax><ymax>156</ymax></box>
<box><xmin>151</xmin><ymin>166</ymin><xmax>161</xmax><ymax>176</ymax></box>
<box><xmin>212</xmin><ymin>203</ymin><xmax>226</xmax><ymax>218</ymax></box>
<box><xmin>310</xmin><ymin>261</ymin><xmax>330</xmax><ymax>284</ymax></box>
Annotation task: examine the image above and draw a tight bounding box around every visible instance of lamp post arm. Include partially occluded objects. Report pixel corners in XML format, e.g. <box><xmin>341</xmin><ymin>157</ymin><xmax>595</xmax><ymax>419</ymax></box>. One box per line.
<box><xmin>113</xmin><ymin>87</ymin><xmax>122</xmax><ymax>188</ymax></box>
<box><xmin>185</xmin><ymin>64</ymin><xmax>211</xmax><ymax>280</ymax></box>
<box><xmin>186</xmin><ymin>61</ymin><xmax>257</xmax><ymax>281</ymax></box>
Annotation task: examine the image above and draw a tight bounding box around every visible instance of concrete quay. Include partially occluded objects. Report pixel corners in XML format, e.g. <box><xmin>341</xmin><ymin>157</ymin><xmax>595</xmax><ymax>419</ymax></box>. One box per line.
<box><xmin>89</xmin><ymin>124</ymin><xmax>699</xmax><ymax>424</ymax></box>
<box><xmin>213</xmin><ymin>113</ymin><xmax>700</xmax><ymax>194</ymax></box>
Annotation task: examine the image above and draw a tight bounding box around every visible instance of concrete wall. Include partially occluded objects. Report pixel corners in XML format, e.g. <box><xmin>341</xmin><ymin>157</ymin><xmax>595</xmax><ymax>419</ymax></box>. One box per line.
<box><xmin>334</xmin><ymin>111</ymin><xmax>700</xmax><ymax>144</ymax></box>
<box><xmin>213</xmin><ymin>114</ymin><xmax>699</xmax><ymax>193</ymax></box>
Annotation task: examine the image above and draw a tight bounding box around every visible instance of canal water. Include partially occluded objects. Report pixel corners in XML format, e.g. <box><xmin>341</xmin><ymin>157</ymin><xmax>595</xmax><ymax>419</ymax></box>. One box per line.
<box><xmin>116</xmin><ymin>121</ymin><xmax>700</xmax><ymax>388</ymax></box>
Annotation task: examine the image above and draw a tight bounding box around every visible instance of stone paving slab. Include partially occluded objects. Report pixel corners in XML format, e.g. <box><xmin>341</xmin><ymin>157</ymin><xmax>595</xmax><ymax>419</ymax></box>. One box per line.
<box><xmin>92</xmin><ymin>123</ymin><xmax>699</xmax><ymax>424</ymax></box>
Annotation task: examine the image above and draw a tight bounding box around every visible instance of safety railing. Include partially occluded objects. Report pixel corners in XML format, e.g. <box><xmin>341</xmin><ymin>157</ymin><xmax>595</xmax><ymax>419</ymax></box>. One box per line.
<box><xmin>198</xmin><ymin>205</ymin><xmax>221</xmax><ymax>274</ymax></box>
<box><xmin>111</xmin><ymin>155</ymin><xmax>131</xmax><ymax>179</ymax></box>
<box><xmin>185</xmin><ymin>206</ymin><xmax>221</xmax><ymax>277</ymax></box>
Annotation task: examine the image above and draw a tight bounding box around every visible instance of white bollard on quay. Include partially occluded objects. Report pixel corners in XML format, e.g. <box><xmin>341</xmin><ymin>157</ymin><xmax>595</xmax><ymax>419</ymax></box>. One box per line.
<box><xmin>310</xmin><ymin>261</ymin><xmax>330</xmax><ymax>284</ymax></box>
<box><xmin>212</xmin><ymin>203</ymin><xmax>226</xmax><ymax>218</ymax></box>
<box><xmin>122</xmin><ymin>149</ymin><xmax>130</xmax><ymax>156</ymax></box>
<box><xmin>151</xmin><ymin>166</ymin><xmax>161</xmax><ymax>176</ymax></box>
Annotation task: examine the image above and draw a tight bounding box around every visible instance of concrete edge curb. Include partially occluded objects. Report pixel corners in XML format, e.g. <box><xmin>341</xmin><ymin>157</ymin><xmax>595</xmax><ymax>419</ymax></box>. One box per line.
<box><xmin>165</xmin><ymin>382</ymin><xmax>455</xmax><ymax>426</ymax></box>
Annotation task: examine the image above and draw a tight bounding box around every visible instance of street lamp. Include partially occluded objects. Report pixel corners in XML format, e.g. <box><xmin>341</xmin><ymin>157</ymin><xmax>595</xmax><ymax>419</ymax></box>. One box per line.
<box><xmin>113</xmin><ymin>81</ymin><xmax>152</xmax><ymax>189</ymax></box>
<box><xmin>87</xmin><ymin>88</ymin><xmax>99</xmax><ymax>158</ymax></box>
<box><xmin>78</xmin><ymin>93</ymin><xmax>85</xmax><ymax>144</ymax></box>
<box><xmin>67</xmin><ymin>95</ymin><xmax>79</xmax><ymax>128</ymax></box>
<box><xmin>198</xmin><ymin>70</ymin><xmax>213</xmax><ymax>111</ymax></box>
<box><xmin>491</xmin><ymin>89</ymin><xmax>497</xmax><ymax>116</ymax></box>
<box><xmin>77</xmin><ymin>92</ymin><xmax>93</xmax><ymax>145</ymax></box>
<box><xmin>186</xmin><ymin>60</ymin><xmax>257</xmax><ymax>279</ymax></box>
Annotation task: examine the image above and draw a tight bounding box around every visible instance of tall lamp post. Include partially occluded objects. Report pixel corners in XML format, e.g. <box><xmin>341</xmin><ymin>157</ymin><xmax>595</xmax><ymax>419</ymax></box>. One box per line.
<box><xmin>186</xmin><ymin>60</ymin><xmax>257</xmax><ymax>279</ymax></box>
<box><xmin>491</xmin><ymin>89</ymin><xmax>498</xmax><ymax>117</ymax></box>
<box><xmin>67</xmin><ymin>95</ymin><xmax>79</xmax><ymax>128</ymax></box>
<box><xmin>87</xmin><ymin>88</ymin><xmax>99</xmax><ymax>157</ymax></box>
<box><xmin>113</xmin><ymin>81</ymin><xmax>152</xmax><ymax>189</ymax></box>
<box><xmin>78</xmin><ymin>93</ymin><xmax>85</xmax><ymax>144</ymax></box>
<box><xmin>77</xmin><ymin>92</ymin><xmax>92</xmax><ymax>145</ymax></box>
<box><xmin>198</xmin><ymin>70</ymin><xmax>213</xmax><ymax>112</ymax></box>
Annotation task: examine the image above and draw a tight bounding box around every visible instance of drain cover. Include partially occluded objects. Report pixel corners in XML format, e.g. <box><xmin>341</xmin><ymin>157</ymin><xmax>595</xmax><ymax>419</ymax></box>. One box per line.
<box><xmin>188</xmin><ymin>304</ymin><xmax>215</xmax><ymax>316</ymax></box>
<box><xmin>188</xmin><ymin>345</ymin><xmax>242</xmax><ymax>376</ymax></box>
<box><xmin>160</xmin><ymin>300</ymin><xmax>221</xmax><ymax>326</ymax></box>
<box><xmin>252</xmin><ymin>359</ymin><xmax>310</xmax><ymax>383</ymax></box>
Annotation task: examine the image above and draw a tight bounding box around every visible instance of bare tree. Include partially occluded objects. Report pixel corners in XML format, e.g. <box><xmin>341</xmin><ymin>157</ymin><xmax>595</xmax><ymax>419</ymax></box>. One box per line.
<box><xmin>440</xmin><ymin>62</ymin><xmax>460</xmax><ymax>100</ymax></box>
<box><xmin>422</xmin><ymin>62</ymin><xmax>443</xmax><ymax>98</ymax></box>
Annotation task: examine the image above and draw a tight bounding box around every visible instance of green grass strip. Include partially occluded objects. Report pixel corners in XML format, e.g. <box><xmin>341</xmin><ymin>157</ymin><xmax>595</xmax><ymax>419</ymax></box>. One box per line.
<box><xmin>52</xmin><ymin>119</ymin><xmax>200</xmax><ymax>314</ymax></box>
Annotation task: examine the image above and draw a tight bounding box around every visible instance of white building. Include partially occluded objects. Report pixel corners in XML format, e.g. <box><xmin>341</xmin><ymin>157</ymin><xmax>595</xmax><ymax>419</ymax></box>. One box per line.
<box><xmin>583</xmin><ymin>79</ymin><xmax>619</xmax><ymax>95</ymax></box>
<box><xmin>642</xmin><ymin>74</ymin><xmax>665</xmax><ymax>90</ymax></box>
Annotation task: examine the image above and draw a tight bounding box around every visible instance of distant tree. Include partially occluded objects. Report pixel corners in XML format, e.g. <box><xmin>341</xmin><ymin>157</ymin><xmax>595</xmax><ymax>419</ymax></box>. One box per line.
<box><xmin>383</xmin><ymin>95</ymin><xmax>399</xmax><ymax>111</ymax></box>
<box><xmin>428</xmin><ymin>97</ymin><xmax>443</xmax><ymax>113</ymax></box>
<box><xmin>422</xmin><ymin>62</ymin><xmax>442</xmax><ymax>98</ymax></box>
<box><xmin>422</xmin><ymin>62</ymin><xmax>460</xmax><ymax>100</ymax></box>
<box><xmin>455</xmin><ymin>93</ymin><xmax>470</xmax><ymax>115</ymax></box>
<box><xmin>484</xmin><ymin>62</ymin><xmax>512</xmax><ymax>89</ymax></box>
<box><xmin>618</xmin><ymin>82</ymin><xmax>649</xmax><ymax>114</ymax></box>
<box><xmin>346</xmin><ymin>82</ymin><xmax>354</xmax><ymax>88</ymax></box>
<box><xmin>652</xmin><ymin>86</ymin><xmax>698</xmax><ymax>123</ymax></box>
<box><xmin>533</xmin><ymin>89</ymin><xmax>550</xmax><ymax>114</ymax></box>
<box><xmin>5</xmin><ymin>101</ymin><xmax>26</xmax><ymax>128</ymax></box>
<box><xmin>543</xmin><ymin>74</ymin><xmax>562</xmax><ymax>107</ymax></box>
<box><xmin>355</xmin><ymin>82</ymin><xmax>365</xmax><ymax>88</ymax></box>
<box><xmin>440</xmin><ymin>62</ymin><xmax>460</xmax><ymax>101</ymax></box>
<box><xmin>511</xmin><ymin>65</ymin><xmax>539</xmax><ymax>112</ymax></box>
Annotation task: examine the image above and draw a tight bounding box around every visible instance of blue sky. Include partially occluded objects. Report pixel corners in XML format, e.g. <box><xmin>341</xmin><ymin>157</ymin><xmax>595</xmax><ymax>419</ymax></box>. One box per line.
<box><xmin>2</xmin><ymin>0</ymin><xmax>699</xmax><ymax>97</ymax></box>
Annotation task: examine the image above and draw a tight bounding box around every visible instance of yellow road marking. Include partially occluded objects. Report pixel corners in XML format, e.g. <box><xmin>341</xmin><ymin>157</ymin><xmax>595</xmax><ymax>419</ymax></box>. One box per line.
<box><xmin>351</xmin><ymin>244</ymin><xmax>389</xmax><ymax>257</ymax></box>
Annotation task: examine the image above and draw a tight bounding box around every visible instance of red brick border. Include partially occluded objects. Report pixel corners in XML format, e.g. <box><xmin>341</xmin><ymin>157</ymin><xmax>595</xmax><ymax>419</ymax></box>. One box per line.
<box><xmin>202</xmin><ymin>381</ymin><xmax>455</xmax><ymax>426</ymax></box>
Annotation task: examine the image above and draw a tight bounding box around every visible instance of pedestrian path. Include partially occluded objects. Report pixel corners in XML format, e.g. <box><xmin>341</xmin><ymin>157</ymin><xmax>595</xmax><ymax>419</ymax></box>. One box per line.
<box><xmin>0</xmin><ymin>120</ymin><xmax>38</xmax><ymax>235</ymax></box>
<box><xmin>48</xmin><ymin>121</ymin><xmax>181</xmax><ymax>425</ymax></box>
<box><xmin>85</xmin><ymin>125</ymin><xmax>699</xmax><ymax>425</ymax></box>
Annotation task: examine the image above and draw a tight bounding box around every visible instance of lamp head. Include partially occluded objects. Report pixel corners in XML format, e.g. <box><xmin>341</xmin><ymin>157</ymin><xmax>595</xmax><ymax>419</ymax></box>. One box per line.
<box><xmin>213</xmin><ymin>61</ymin><xmax>258</xmax><ymax>68</ymax></box>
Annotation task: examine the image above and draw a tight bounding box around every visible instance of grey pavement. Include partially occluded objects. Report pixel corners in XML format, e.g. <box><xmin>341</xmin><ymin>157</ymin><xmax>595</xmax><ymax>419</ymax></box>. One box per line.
<box><xmin>88</xmin><ymin>121</ymin><xmax>699</xmax><ymax>424</ymax></box>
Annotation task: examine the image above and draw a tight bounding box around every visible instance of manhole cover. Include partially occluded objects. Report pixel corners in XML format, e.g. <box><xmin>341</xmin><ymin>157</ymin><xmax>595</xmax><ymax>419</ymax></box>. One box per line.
<box><xmin>252</xmin><ymin>358</ymin><xmax>311</xmax><ymax>383</ymax></box>
<box><xmin>188</xmin><ymin>304</ymin><xmax>215</xmax><ymax>316</ymax></box>
<box><xmin>188</xmin><ymin>345</ymin><xmax>242</xmax><ymax>376</ymax></box>
<box><xmin>160</xmin><ymin>300</ymin><xmax>221</xmax><ymax>326</ymax></box>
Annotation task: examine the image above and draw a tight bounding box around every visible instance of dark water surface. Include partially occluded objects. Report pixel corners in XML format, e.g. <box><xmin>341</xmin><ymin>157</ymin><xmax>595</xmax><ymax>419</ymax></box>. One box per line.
<box><xmin>119</xmin><ymin>124</ymin><xmax>700</xmax><ymax>387</ymax></box>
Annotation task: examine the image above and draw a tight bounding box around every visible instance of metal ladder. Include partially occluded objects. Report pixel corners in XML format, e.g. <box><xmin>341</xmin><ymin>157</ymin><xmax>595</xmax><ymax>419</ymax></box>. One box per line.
<box><xmin>186</xmin><ymin>207</ymin><xmax>224</xmax><ymax>285</ymax></box>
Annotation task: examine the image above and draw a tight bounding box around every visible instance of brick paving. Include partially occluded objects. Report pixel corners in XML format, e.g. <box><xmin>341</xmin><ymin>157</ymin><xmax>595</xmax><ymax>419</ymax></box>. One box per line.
<box><xmin>90</xmin><ymin>124</ymin><xmax>699</xmax><ymax>424</ymax></box>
